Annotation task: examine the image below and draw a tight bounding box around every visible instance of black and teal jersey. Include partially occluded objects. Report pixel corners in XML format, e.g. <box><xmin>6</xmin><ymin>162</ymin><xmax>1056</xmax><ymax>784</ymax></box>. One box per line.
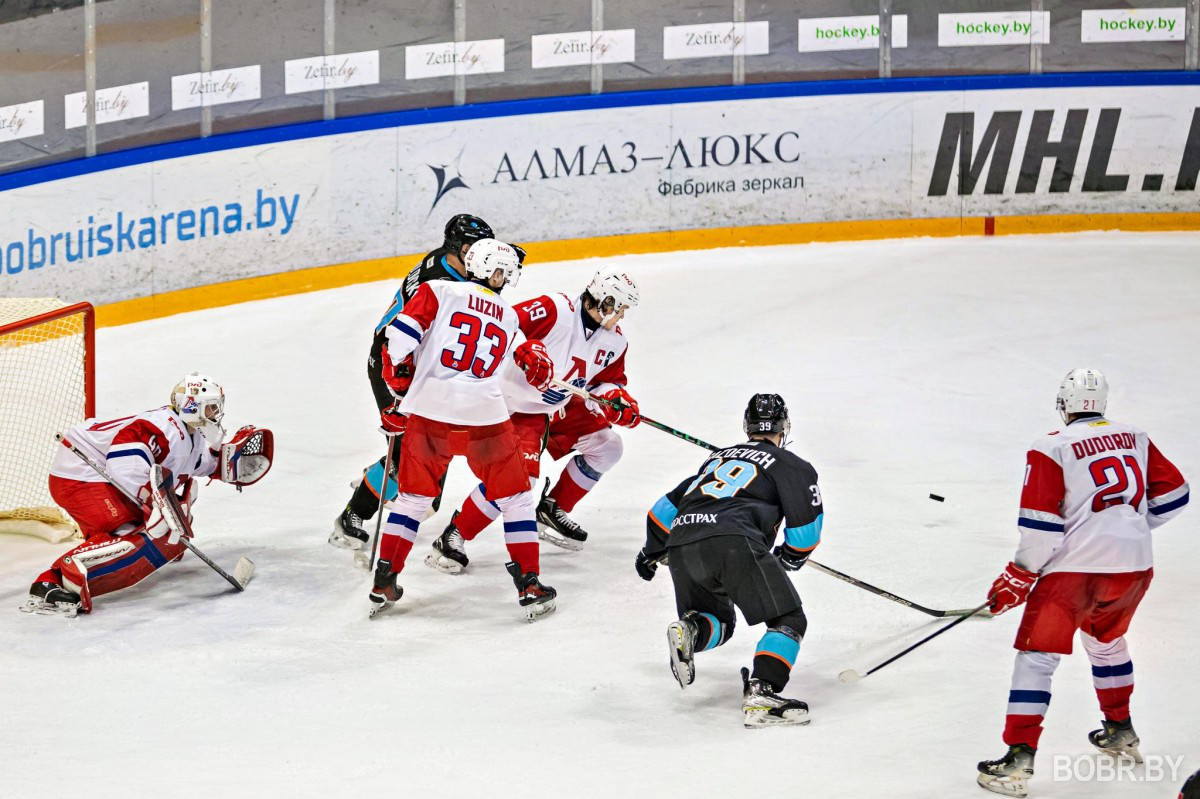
<box><xmin>644</xmin><ymin>439</ymin><xmax>823</xmax><ymax>557</ymax></box>
<box><xmin>367</xmin><ymin>247</ymin><xmax>470</xmax><ymax>409</ymax></box>
<box><xmin>374</xmin><ymin>247</ymin><xmax>469</xmax><ymax>335</ymax></box>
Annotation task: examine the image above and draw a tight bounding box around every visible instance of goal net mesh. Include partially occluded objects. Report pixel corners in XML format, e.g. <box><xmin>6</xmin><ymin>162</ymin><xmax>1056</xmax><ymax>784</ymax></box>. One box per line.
<box><xmin>0</xmin><ymin>298</ymin><xmax>92</xmax><ymax>540</ymax></box>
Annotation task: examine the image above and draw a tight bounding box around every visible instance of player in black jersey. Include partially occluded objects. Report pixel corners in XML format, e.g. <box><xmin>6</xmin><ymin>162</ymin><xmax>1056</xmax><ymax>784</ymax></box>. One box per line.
<box><xmin>330</xmin><ymin>214</ymin><xmax>526</xmax><ymax>550</ymax></box>
<box><xmin>636</xmin><ymin>394</ymin><xmax>824</xmax><ymax>727</ymax></box>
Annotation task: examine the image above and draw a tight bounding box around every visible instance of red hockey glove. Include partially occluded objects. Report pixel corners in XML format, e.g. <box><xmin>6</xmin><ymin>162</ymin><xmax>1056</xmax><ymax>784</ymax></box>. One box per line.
<box><xmin>600</xmin><ymin>387</ymin><xmax>641</xmax><ymax>428</ymax></box>
<box><xmin>380</xmin><ymin>403</ymin><xmax>408</xmax><ymax>437</ymax></box>
<box><xmin>381</xmin><ymin>346</ymin><xmax>414</xmax><ymax>396</ymax></box>
<box><xmin>514</xmin><ymin>339</ymin><xmax>553</xmax><ymax>391</ymax></box>
<box><xmin>988</xmin><ymin>562</ymin><xmax>1038</xmax><ymax>615</ymax></box>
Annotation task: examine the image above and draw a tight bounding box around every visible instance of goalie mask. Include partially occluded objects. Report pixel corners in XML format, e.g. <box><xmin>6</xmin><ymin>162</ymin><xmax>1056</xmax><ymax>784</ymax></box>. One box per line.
<box><xmin>171</xmin><ymin>373</ymin><xmax>225</xmax><ymax>444</ymax></box>
<box><xmin>464</xmin><ymin>238</ymin><xmax>521</xmax><ymax>289</ymax></box>
<box><xmin>744</xmin><ymin>393</ymin><xmax>791</xmax><ymax>439</ymax></box>
<box><xmin>1056</xmin><ymin>367</ymin><xmax>1108</xmax><ymax>423</ymax></box>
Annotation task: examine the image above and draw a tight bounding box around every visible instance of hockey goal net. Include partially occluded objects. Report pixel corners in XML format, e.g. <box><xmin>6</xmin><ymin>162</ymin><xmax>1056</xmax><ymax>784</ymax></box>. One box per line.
<box><xmin>0</xmin><ymin>299</ymin><xmax>95</xmax><ymax>542</ymax></box>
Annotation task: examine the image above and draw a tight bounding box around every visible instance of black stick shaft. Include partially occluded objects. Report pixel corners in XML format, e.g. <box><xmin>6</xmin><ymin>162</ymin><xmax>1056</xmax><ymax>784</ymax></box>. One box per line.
<box><xmin>549</xmin><ymin>380</ymin><xmax>721</xmax><ymax>452</ymax></box>
<box><xmin>806</xmin><ymin>561</ymin><xmax>963</xmax><ymax>618</ymax></box>
<box><xmin>368</xmin><ymin>431</ymin><xmax>398</xmax><ymax>572</ymax></box>
<box><xmin>863</xmin><ymin>601</ymin><xmax>992</xmax><ymax>677</ymax></box>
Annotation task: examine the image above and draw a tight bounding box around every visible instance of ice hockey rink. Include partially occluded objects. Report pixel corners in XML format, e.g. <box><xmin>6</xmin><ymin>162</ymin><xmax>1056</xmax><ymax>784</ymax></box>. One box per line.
<box><xmin>0</xmin><ymin>231</ymin><xmax>1196</xmax><ymax>798</ymax></box>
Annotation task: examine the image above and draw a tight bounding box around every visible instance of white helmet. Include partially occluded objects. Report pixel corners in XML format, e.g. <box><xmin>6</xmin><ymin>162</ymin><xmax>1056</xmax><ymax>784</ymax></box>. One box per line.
<box><xmin>464</xmin><ymin>238</ymin><xmax>521</xmax><ymax>289</ymax></box>
<box><xmin>1056</xmin><ymin>367</ymin><xmax>1108</xmax><ymax>423</ymax></box>
<box><xmin>171</xmin><ymin>372</ymin><xmax>226</xmax><ymax>443</ymax></box>
<box><xmin>586</xmin><ymin>268</ymin><xmax>640</xmax><ymax>317</ymax></box>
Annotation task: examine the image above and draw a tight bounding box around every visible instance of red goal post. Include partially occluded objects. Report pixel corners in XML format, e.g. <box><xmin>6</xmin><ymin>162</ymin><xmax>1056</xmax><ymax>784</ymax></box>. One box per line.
<box><xmin>0</xmin><ymin>299</ymin><xmax>95</xmax><ymax>542</ymax></box>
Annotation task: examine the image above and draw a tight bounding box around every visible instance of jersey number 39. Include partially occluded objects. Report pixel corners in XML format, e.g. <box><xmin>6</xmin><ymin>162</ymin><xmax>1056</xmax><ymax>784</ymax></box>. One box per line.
<box><xmin>441</xmin><ymin>312</ymin><xmax>509</xmax><ymax>378</ymax></box>
<box><xmin>686</xmin><ymin>459</ymin><xmax>759</xmax><ymax>499</ymax></box>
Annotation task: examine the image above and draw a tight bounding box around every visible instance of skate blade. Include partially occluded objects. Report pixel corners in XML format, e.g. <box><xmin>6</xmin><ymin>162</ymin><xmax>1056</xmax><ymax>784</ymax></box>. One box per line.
<box><xmin>328</xmin><ymin>529</ymin><xmax>366</xmax><ymax>552</ymax></box>
<box><xmin>525</xmin><ymin>599</ymin><xmax>556</xmax><ymax>622</ymax></box>
<box><xmin>423</xmin><ymin>551</ymin><xmax>463</xmax><ymax>575</ymax></box>
<box><xmin>976</xmin><ymin>772</ymin><xmax>1029</xmax><ymax>798</ymax></box>
<box><xmin>1093</xmin><ymin>744</ymin><xmax>1143</xmax><ymax>764</ymax></box>
<box><xmin>353</xmin><ymin>550</ymin><xmax>372</xmax><ymax>571</ymax></box>
<box><xmin>742</xmin><ymin>707</ymin><xmax>811</xmax><ymax>728</ymax></box>
<box><xmin>666</xmin><ymin>624</ymin><xmax>695</xmax><ymax>689</ymax></box>
<box><xmin>537</xmin><ymin>528</ymin><xmax>584</xmax><ymax>552</ymax></box>
<box><xmin>19</xmin><ymin>599</ymin><xmax>78</xmax><ymax>618</ymax></box>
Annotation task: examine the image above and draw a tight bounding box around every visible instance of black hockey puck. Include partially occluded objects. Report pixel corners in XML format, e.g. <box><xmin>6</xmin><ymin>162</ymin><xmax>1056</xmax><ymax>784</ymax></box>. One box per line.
<box><xmin>929</xmin><ymin>494</ymin><xmax>945</xmax><ymax>502</ymax></box>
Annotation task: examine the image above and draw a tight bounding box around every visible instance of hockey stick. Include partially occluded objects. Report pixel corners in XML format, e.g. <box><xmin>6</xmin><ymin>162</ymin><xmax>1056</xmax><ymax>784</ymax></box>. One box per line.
<box><xmin>55</xmin><ymin>434</ymin><xmax>254</xmax><ymax>591</ymax></box>
<box><xmin>359</xmin><ymin>431</ymin><xmax>398</xmax><ymax>573</ymax></box>
<box><xmin>806</xmin><ymin>561</ymin><xmax>982</xmax><ymax>618</ymax></box>
<box><xmin>838</xmin><ymin>601</ymin><xmax>992</xmax><ymax>683</ymax></box>
<box><xmin>549</xmin><ymin>379</ymin><xmax>721</xmax><ymax>452</ymax></box>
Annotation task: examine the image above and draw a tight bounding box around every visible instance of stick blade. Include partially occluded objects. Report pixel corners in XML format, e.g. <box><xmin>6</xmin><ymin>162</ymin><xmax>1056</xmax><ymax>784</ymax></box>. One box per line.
<box><xmin>838</xmin><ymin>669</ymin><xmax>862</xmax><ymax>684</ymax></box>
<box><xmin>232</xmin><ymin>557</ymin><xmax>255</xmax><ymax>590</ymax></box>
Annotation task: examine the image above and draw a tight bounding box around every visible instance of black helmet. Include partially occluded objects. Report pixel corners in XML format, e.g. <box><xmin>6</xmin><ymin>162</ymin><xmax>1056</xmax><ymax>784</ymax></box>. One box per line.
<box><xmin>444</xmin><ymin>214</ymin><xmax>494</xmax><ymax>255</ymax></box>
<box><xmin>744</xmin><ymin>393</ymin><xmax>791</xmax><ymax>438</ymax></box>
<box><xmin>1182</xmin><ymin>768</ymin><xmax>1200</xmax><ymax>799</ymax></box>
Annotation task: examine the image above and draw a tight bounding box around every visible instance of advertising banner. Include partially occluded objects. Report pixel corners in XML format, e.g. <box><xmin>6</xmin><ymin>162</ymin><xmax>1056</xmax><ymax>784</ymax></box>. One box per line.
<box><xmin>2</xmin><ymin>83</ymin><xmax>1198</xmax><ymax>304</ymax></box>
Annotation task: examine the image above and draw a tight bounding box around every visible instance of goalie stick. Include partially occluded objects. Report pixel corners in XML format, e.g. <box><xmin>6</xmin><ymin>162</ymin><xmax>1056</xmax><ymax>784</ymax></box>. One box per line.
<box><xmin>55</xmin><ymin>434</ymin><xmax>254</xmax><ymax>591</ymax></box>
<box><xmin>571</xmin><ymin>387</ymin><xmax>981</xmax><ymax>620</ymax></box>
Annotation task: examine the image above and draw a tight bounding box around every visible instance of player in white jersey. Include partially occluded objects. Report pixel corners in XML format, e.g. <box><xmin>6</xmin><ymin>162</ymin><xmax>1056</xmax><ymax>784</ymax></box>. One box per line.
<box><xmin>368</xmin><ymin>239</ymin><xmax>557</xmax><ymax>620</ymax></box>
<box><xmin>978</xmin><ymin>368</ymin><xmax>1188</xmax><ymax>797</ymax></box>
<box><xmin>21</xmin><ymin>374</ymin><xmax>274</xmax><ymax>616</ymax></box>
<box><xmin>425</xmin><ymin>267</ymin><xmax>641</xmax><ymax>572</ymax></box>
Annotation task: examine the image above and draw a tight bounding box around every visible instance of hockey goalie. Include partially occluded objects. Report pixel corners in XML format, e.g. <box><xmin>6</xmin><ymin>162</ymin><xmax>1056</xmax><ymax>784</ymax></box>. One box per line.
<box><xmin>19</xmin><ymin>373</ymin><xmax>274</xmax><ymax>617</ymax></box>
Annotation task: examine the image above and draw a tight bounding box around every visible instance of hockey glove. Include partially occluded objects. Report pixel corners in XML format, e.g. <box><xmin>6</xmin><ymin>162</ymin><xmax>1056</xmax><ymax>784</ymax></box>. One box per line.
<box><xmin>773</xmin><ymin>544</ymin><xmax>810</xmax><ymax>571</ymax></box>
<box><xmin>600</xmin><ymin>387</ymin><xmax>641</xmax><ymax>428</ymax></box>
<box><xmin>218</xmin><ymin>426</ymin><xmax>275</xmax><ymax>487</ymax></box>
<box><xmin>381</xmin><ymin>346</ymin><xmax>414</xmax><ymax>396</ymax></box>
<box><xmin>380</xmin><ymin>402</ymin><xmax>408</xmax><ymax>437</ymax></box>
<box><xmin>635</xmin><ymin>548</ymin><xmax>659</xmax><ymax>581</ymax></box>
<box><xmin>514</xmin><ymin>339</ymin><xmax>553</xmax><ymax>391</ymax></box>
<box><xmin>988</xmin><ymin>562</ymin><xmax>1038</xmax><ymax>615</ymax></box>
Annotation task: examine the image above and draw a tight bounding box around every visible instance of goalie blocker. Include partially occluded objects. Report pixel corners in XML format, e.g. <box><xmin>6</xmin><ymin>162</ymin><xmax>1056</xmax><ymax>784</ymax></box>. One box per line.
<box><xmin>20</xmin><ymin>374</ymin><xmax>274</xmax><ymax>617</ymax></box>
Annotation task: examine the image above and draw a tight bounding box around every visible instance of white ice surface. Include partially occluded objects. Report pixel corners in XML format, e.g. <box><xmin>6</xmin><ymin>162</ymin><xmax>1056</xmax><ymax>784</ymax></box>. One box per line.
<box><xmin>1</xmin><ymin>232</ymin><xmax>1197</xmax><ymax>798</ymax></box>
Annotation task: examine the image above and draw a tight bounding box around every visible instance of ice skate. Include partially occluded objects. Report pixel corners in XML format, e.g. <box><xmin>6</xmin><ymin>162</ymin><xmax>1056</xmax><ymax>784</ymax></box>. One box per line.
<box><xmin>329</xmin><ymin>506</ymin><xmax>369</xmax><ymax>551</ymax></box>
<box><xmin>424</xmin><ymin>513</ymin><xmax>469</xmax><ymax>575</ymax></box>
<box><xmin>1088</xmin><ymin>719</ymin><xmax>1142</xmax><ymax>763</ymax></box>
<box><xmin>505</xmin><ymin>561</ymin><xmax>556</xmax><ymax>622</ymax></box>
<box><xmin>666</xmin><ymin>612</ymin><xmax>699</xmax><ymax>689</ymax></box>
<box><xmin>535</xmin><ymin>482</ymin><xmax>587</xmax><ymax>551</ymax></box>
<box><xmin>977</xmin><ymin>744</ymin><xmax>1036</xmax><ymax>797</ymax></box>
<box><xmin>740</xmin><ymin>667</ymin><xmax>809</xmax><ymax>728</ymax></box>
<box><xmin>368</xmin><ymin>560</ymin><xmax>403</xmax><ymax>618</ymax></box>
<box><xmin>18</xmin><ymin>581</ymin><xmax>82</xmax><ymax>618</ymax></box>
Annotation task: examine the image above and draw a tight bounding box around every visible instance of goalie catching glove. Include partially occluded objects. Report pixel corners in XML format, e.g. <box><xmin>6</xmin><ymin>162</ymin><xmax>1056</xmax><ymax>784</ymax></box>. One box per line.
<box><xmin>514</xmin><ymin>339</ymin><xmax>553</xmax><ymax>391</ymax></box>
<box><xmin>217</xmin><ymin>426</ymin><xmax>275</xmax><ymax>487</ymax></box>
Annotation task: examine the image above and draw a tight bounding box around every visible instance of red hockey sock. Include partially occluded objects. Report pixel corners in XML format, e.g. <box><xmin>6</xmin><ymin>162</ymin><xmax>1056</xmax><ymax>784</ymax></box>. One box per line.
<box><xmin>1003</xmin><ymin>714</ymin><xmax>1045</xmax><ymax>750</ymax></box>
<box><xmin>455</xmin><ymin>496</ymin><xmax>495</xmax><ymax>541</ymax></box>
<box><xmin>1096</xmin><ymin>685</ymin><xmax>1134</xmax><ymax>722</ymax></box>
<box><xmin>377</xmin><ymin>534</ymin><xmax>414</xmax><ymax>572</ymax></box>
<box><xmin>549</xmin><ymin>471</ymin><xmax>590</xmax><ymax>513</ymax></box>
<box><xmin>505</xmin><ymin>541</ymin><xmax>539</xmax><ymax>575</ymax></box>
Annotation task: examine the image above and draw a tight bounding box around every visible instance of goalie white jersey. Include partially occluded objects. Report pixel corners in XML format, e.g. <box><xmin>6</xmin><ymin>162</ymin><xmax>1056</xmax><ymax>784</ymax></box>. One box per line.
<box><xmin>501</xmin><ymin>292</ymin><xmax>630</xmax><ymax>416</ymax></box>
<box><xmin>383</xmin><ymin>280</ymin><xmax>520</xmax><ymax>425</ymax></box>
<box><xmin>53</xmin><ymin>407</ymin><xmax>219</xmax><ymax>500</ymax></box>
<box><xmin>1015</xmin><ymin>416</ymin><xmax>1189</xmax><ymax>576</ymax></box>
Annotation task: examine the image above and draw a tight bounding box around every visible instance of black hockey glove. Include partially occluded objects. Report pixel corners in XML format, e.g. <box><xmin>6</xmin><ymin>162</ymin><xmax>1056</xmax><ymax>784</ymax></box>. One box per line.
<box><xmin>773</xmin><ymin>544</ymin><xmax>809</xmax><ymax>571</ymax></box>
<box><xmin>635</xmin><ymin>549</ymin><xmax>659</xmax><ymax>581</ymax></box>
